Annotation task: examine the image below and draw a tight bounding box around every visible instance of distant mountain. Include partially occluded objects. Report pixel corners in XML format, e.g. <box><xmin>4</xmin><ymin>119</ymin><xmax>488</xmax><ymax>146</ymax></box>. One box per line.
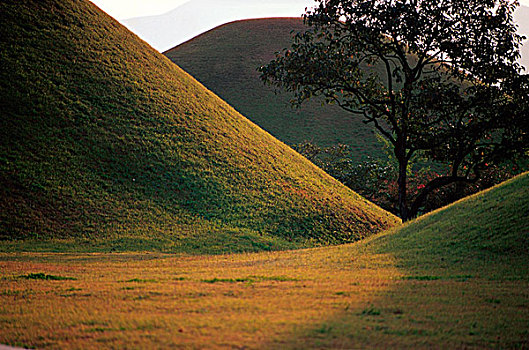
<box><xmin>0</xmin><ymin>0</ymin><xmax>399</xmax><ymax>252</ymax></box>
<box><xmin>123</xmin><ymin>0</ymin><xmax>313</xmax><ymax>52</ymax></box>
<box><xmin>515</xmin><ymin>5</ymin><xmax>529</xmax><ymax>35</ymax></box>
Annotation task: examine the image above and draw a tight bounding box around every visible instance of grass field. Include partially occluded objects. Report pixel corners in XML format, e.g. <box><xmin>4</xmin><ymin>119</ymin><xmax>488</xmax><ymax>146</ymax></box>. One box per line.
<box><xmin>1</xmin><ymin>173</ymin><xmax>527</xmax><ymax>349</ymax></box>
<box><xmin>1</xmin><ymin>0</ymin><xmax>527</xmax><ymax>347</ymax></box>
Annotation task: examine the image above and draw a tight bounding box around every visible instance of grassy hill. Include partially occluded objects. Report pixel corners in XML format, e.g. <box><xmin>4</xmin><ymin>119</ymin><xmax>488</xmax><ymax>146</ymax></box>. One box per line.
<box><xmin>1</xmin><ymin>174</ymin><xmax>527</xmax><ymax>348</ymax></box>
<box><xmin>371</xmin><ymin>171</ymin><xmax>529</xmax><ymax>265</ymax></box>
<box><xmin>0</xmin><ymin>0</ymin><xmax>399</xmax><ymax>253</ymax></box>
<box><xmin>165</xmin><ymin>18</ymin><xmax>384</xmax><ymax>161</ymax></box>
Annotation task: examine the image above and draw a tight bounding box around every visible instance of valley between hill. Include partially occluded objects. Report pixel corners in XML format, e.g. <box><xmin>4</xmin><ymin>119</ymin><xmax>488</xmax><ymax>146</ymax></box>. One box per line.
<box><xmin>165</xmin><ymin>18</ymin><xmax>383</xmax><ymax>160</ymax></box>
<box><xmin>1</xmin><ymin>172</ymin><xmax>527</xmax><ymax>348</ymax></box>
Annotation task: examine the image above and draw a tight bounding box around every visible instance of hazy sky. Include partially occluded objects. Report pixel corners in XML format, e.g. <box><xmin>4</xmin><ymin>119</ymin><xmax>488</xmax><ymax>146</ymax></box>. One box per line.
<box><xmin>91</xmin><ymin>0</ymin><xmax>529</xmax><ymax>20</ymax></box>
<box><xmin>91</xmin><ymin>0</ymin><xmax>189</xmax><ymax>19</ymax></box>
<box><xmin>91</xmin><ymin>0</ymin><xmax>314</xmax><ymax>20</ymax></box>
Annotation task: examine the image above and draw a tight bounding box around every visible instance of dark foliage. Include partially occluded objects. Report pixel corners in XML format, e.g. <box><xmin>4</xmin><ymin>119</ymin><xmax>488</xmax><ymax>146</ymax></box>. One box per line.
<box><xmin>261</xmin><ymin>0</ymin><xmax>528</xmax><ymax>220</ymax></box>
<box><xmin>296</xmin><ymin>141</ymin><xmax>524</xmax><ymax>216</ymax></box>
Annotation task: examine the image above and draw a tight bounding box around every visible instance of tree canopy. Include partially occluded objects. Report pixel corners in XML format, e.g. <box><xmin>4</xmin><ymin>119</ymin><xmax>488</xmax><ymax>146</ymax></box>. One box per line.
<box><xmin>260</xmin><ymin>0</ymin><xmax>528</xmax><ymax>220</ymax></box>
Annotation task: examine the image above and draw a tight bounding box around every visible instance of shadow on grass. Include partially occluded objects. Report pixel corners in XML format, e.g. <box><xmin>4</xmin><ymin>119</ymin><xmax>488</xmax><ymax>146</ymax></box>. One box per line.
<box><xmin>268</xmin><ymin>249</ymin><xmax>528</xmax><ymax>348</ymax></box>
<box><xmin>266</xmin><ymin>174</ymin><xmax>529</xmax><ymax>348</ymax></box>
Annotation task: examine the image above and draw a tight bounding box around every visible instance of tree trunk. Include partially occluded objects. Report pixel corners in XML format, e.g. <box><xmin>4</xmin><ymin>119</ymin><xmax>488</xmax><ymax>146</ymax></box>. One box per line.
<box><xmin>397</xmin><ymin>157</ymin><xmax>409</xmax><ymax>221</ymax></box>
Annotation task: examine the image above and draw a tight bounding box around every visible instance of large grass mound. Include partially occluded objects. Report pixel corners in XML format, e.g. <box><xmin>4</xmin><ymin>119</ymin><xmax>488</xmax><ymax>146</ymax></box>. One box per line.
<box><xmin>165</xmin><ymin>18</ymin><xmax>384</xmax><ymax>160</ymax></box>
<box><xmin>0</xmin><ymin>0</ymin><xmax>399</xmax><ymax>253</ymax></box>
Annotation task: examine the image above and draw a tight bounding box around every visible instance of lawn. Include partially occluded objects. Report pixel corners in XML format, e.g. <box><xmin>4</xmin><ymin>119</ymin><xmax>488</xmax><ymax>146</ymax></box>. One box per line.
<box><xmin>1</xmin><ymin>240</ymin><xmax>527</xmax><ymax>349</ymax></box>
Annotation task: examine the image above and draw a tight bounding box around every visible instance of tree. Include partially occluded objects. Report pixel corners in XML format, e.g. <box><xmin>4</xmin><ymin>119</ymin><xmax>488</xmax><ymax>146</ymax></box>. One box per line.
<box><xmin>295</xmin><ymin>141</ymin><xmax>524</xmax><ymax>217</ymax></box>
<box><xmin>259</xmin><ymin>0</ymin><xmax>528</xmax><ymax>220</ymax></box>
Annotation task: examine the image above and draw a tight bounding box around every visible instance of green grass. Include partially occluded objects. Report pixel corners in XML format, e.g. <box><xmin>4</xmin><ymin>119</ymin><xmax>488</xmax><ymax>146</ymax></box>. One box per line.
<box><xmin>19</xmin><ymin>273</ymin><xmax>76</xmax><ymax>281</ymax></box>
<box><xmin>0</xmin><ymin>0</ymin><xmax>399</xmax><ymax>252</ymax></box>
<box><xmin>164</xmin><ymin>18</ymin><xmax>386</xmax><ymax>161</ymax></box>
<box><xmin>370</xmin><ymin>171</ymin><xmax>529</xmax><ymax>265</ymax></box>
<box><xmin>201</xmin><ymin>275</ymin><xmax>297</xmax><ymax>283</ymax></box>
<box><xmin>2</xmin><ymin>3</ymin><xmax>525</xmax><ymax>346</ymax></box>
<box><xmin>0</xmin><ymin>173</ymin><xmax>527</xmax><ymax>348</ymax></box>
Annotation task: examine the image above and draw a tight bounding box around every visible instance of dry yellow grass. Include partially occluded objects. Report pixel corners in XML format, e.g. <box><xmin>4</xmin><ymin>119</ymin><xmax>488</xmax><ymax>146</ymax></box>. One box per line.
<box><xmin>1</xmin><ymin>237</ymin><xmax>527</xmax><ymax>349</ymax></box>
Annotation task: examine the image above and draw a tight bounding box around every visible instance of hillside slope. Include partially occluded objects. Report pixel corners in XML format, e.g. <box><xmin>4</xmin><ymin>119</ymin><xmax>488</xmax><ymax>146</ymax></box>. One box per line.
<box><xmin>0</xmin><ymin>0</ymin><xmax>399</xmax><ymax>252</ymax></box>
<box><xmin>371</xmin><ymin>171</ymin><xmax>529</xmax><ymax>264</ymax></box>
<box><xmin>165</xmin><ymin>18</ymin><xmax>382</xmax><ymax>160</ymax></box>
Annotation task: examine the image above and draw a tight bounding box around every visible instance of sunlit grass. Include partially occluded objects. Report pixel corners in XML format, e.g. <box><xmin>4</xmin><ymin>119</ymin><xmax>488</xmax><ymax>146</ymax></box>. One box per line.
<box><xmin>1</xmin><ymin>242</ymin><xmax>527</xmax><ymax>349</ymax></box>
<box><xmin>0</xmin><ymin>248</ymin><xmax>408</xmax><ymax>349</ymax></box>
<box><xmin>1</xmin><ymin>0</ymin><xmax>527</xmax><ymax>346</ymax></box>
<box><xmin>0</xmin><ymin>1</ymin><xmax>399</xmax><ymax>249</ymax></box>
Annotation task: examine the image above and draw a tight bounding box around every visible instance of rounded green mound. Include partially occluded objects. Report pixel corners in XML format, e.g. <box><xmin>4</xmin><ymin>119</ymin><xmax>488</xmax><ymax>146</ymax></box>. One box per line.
<box><xmin>0</xmin><ymin>0</ymin><xmax>399</xmax><ymax>253</ymax></box>
<box><xmin>371</xmin><ymin>172</ymin><xmax>529</xmax><ymax>262</ymax></box>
